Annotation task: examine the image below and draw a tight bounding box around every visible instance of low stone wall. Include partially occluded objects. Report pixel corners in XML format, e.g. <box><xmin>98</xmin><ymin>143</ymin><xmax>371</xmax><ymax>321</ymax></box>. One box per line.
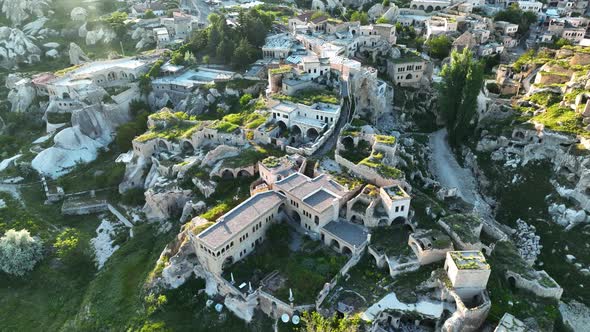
<box><xmin>367</xmin><ymin>245</ymin><xmax>388</xmax><ymax>268</ymax></box>
<box><xmin>316</xmin><ymin>248</ymin><xmax>365</xmax><ymax>308</ymax></box>
<box><xmin>506</xmin><ymin>270</ymin><xmax>563</xmax><ymax>300</ymax></box>
<box><xmin>61</xmin><ymin>199</ymin><xmax>108</xmax><ymax>215</ymax></box>
<box><xmin>285</xmin><ymin>124</ymin><xmax>336</xmax><ymax>156</ymax></box>
<box><xmin>334</xmin><ymin>153</ymin><xmax>397</xmax><ymax>187</ymax></box>
<box><xmin>442</xmin><ymin>289</ymin><xmax>491</xmax><ymax>332</ymax></box>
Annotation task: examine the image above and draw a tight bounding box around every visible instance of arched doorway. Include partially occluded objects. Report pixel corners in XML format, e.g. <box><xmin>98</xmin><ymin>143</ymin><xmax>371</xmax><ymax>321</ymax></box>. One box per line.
<box><xmin>222</xmin><ymin>256</ymin><xmax>234</xmax><ymax>269</ymax></box>
<box><xmin>307</xmin><ymin>128</ymin><xmax>319</xmax><ymax>141</ymax></box>
<box><xmin>405</xmin><ymin>73</ymin><xmax>413</xmax><ymax>80</ymax></box>
<box><xmin>291</xmin><ymin>125</ymin><xmax>302</xmax><ymax>137</ymax></box>
<box><xmin>378</xmin><ymin>219</ymin><xmax>389</xmax><ymax>226</ymax></box>
<box><xmin>341</xmin><ymin>136</ymin><xmax>354</xmax><ymax>149</ymax></box>
<box><xmin>158</xmin><ymin>140</ymin><xmax>168</xmax><ymax>152</ymax></box>
<box><xmin>418</xmin><ymin>5</ymin><xmax>424</xmax><ymax>10</ymax></box>
<box><xmin>426</xmin><ymin>5</ymin><xmax>433</xmax><ymax>12</ymax></box>
<box><xmin>508</xmin><ymin>276</ymin><xmax>516</xmax><ymax>288</ymax></box>
<box><xmin>221</xmin><ymin>169</ymin><xmax>234</xmax><ymax>179</ymax></box>
<box><xmin>393</xmin><ymin>216</ymin><xmax>406</xmax><ymax>224</ymax></box>
<box><xmin>182</xmin><ymin>141</ymin><xmax>194</xmax><ymax>154</ymax></box>
<box><xmin>330</xmin><ymin>239</ymin><xmax>340</xmax><ymax>250</ymax></box>
<box><xmin>435</xmin><ymin>6</ymin><xmax>441</xmax><ymax>10</ymax></box>
<box><xmin>107</xmin><ymin>72</ymin><xmax>117</xmax><ymax>81</ymax></box>
<box><xmin>291</xmin><ymin>210</ymin><xmax>301</xmax><ymax>223</ymax></box>
<box><xmin>237</xmin><ymin>169</ymin><xmax>252</xmax><ymax>178</ymax></box>
<box><xmin>342</xmin><ymin>246</ymin><xmax>352</xmax><ymax>256</ymax></box>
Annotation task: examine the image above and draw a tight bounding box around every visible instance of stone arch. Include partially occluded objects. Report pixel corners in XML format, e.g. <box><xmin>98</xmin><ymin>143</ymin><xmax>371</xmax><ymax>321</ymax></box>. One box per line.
<box><xmin>435</xmin><ymin>6</ymin><xmax>441</xmax><ymax>11</ymax></box>
<box><xmin>120</xmin><ymin>71</ymin><xmax>127</xmax><ymax>79</ymax></box>
<box><xmin>222</xmin><ymin>256</ymin><xmax>234</xmax><ymax>269</ymax></box>
<box><xmin>342</xmin><ymin>246</ymin><xmax>353</xmax><ymax>256</ymax></box>
<box><xmin>182</xmin><ymin>140</ymin><xmax>195</xmax><ymax>154</ymax></box>
<box><xmin>221</xmin><ymin>169</ymin><xmax>234</xmax><ymax>179</ymax></box>
<box><xmin>514</xmin><ymin>131</ymin><xmax>525</xmax><ymax>139</ymax></box>
<box><xmin>314</xmin><ymin>215</ymin><xmax>319</xmax><ymax>226</ymax></box>
<box><xmin>393</xmin><ymin>216</ymin><xmax>407</xmax><ymax>224</ymax></box>
<box><xmin>306</xmin><ymin>128</ymin><xmax>319</xmax><ymax>141</ymax></box>
<box><xmin>330</xmin><ymin>239</ymin><xmax>340</xmax><ymax>250</ymax></box>
<box><xmin>278</xmin><ymin>203</ymin><xmax>286</xmax><ymax>215</ymax></box>
<box><xmin>158</xmin><ymin>140</ymin><xmax>169</xmax><ymax>152</ymax></box>
<box><xmin>378</xmin><ymin>218</ymin><xmax>389</xmax><ymax>226</ymax></box>
<box><xmin>426</xmin><ymin>5</ymin><xmax>433</xmax><ymax>12</ymax></box>
<box><xmin>340</xmin><ymin>136</ymin><xmax>354</xmax><ymax>148</ymax></box>
<box><xmin>62</xmin><ymin>92</ymin><xmax>71</xmax><ymax>99</ymax></box>
<box><xmin>418</xmin><ymin>5</ymin><xmax>424</xmax><ymax>10</ymax></box>
<box><xmin>291</xmin><ymin>210</ymin><xmax>301</xmax><ymax>223</ymax></box>
<box><xmin>413</xmin><ymin>4</ymin><xmax>419</xmax><ymax>9</ymax></box>
<box><xmin>277</xmin><ymin>120</ymin><xmax>288</xmax><ymax>131</ymax></box>
<box><xmin>291</xmin><ymin>125</ymin><xmax>302</xmax><ymax>137</ymax></box>
<box><xmin>405</xmin><ymin>73</ymin><xmax>413</xmax><ymax>80</ymax></box>
<box><xmin>507</xmin><ymin>276</ymin><xmax>516</xmax><ymax>288</ymax></box>
<box><xmin>129</xmin><ymin>73</ymin><xmax>136</xmax><ymax>80</ymax></box>
<box><xmin>237</xmin><ymin>169</ymin><xmax>252</xmax><ymax>178</ymax></box>
<box><xmin>107</xmin><ymin>71</ymin><xmax>117</xmax><ymax>81</ymax></box>
<box><xmin>351</xmin><ymin>29</ymin><xmax>357</xmax><ymax>35</ymax></box>
<box><xmin>351</xmin><ymin>215</ymin><xmax>363</xmax><ymax>225</ymax></box>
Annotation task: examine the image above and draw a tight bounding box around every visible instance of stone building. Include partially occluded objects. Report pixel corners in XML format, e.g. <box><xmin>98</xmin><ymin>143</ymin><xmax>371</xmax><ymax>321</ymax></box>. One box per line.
<box><xmin>268</xmin><ymin>99</ymin><xmax>340</xmax><ymax>142</ymax></box>
<box><xmin>444</xmin><ymin>251</ymin><xmax>491</xmax><ymax>300</ymax></box>
<box><xmin>346</xmin><ymin>184</ymin><xmax>412</xmax><ymax>227</ymax></box>
<box><xmin>193</xmin><ymin>191</ymin><xmax>286</xmax><ymax>275</ymax></box>
<box><xmin>274</xmin><ymin>172</ymin><xmax>352</xmax><ymax>234</ymax></box>
<box><xmin>408</xmin><ymin>229</ymin><xmax>453</xmax><ymax>265</ymax></box>
<box><xmin>387</xmin><ymin>53</ymin><xmax>428</xmax><ymax>87</ymax></box>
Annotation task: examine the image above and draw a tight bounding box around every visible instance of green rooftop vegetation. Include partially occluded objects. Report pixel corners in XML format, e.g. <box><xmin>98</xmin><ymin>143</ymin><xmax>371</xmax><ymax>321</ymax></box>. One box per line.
<box><xmin>274</xmin><ymin>88</ymin><xmax>339</xmax><ymax>106</ymax></box>
<box><xmin>359</xmin><ymin>153</ymin><xmax>403</xmax><ymax>180</ymax></box>
<box><xmin>531</xmin><ymin>105</ymin><xmax>586</xmax><ymax>137</ymax></box>
<box><xmin>135</xmin><ymin>109</ymin><xmax>203</xmax><ymax>143</ymax></box>
<box><xmin>340</xmin><ymin>139</ymin><xmax>371</xmax><ymax>164</ymax></box>
<box><xmin>525</xmin><ymin>91</ymin><xmax>561</xmax><ymax>107</ymax></box>
<box><xmin>269</xmin><ymin>65</ymin><xmax>292</xmax><ymax>75</ymax></box>
<box><xmin>261</xmin><ymin>156</ymin><xmax>280</xmax><ymax>168</ymax></box>
<box><xmin>374</xmin><ymin>134</ymin><xmax>396</xmax><ymax>146</ymax></box>
<box><xmin>442</xmin><ymin>214</ymin><xmax>481</xmax><ymax>244</ymax></box>
<box><xmin>450</xmin><ymin>251</ymin><xmax>490</xmax><ymax>270</ymax></box>
<box><xmin>370</xmin><ymin>224</ymin><xmax>413</xmax><ymax>258</ymax></box>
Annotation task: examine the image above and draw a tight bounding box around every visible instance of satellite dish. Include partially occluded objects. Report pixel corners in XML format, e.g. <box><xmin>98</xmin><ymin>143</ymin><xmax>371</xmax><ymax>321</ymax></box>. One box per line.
<box><xmin>215</xmin><ymin>303</ymin><xmax>223</xmax><ymax>312</ymax></box>
<box><xmin>292</xmin><ymin>315</ymin><xmax>300</xmax><ymax>325</ymax></box>
<box><xmin>281</xmin><ymin>314</ymin><xmax>290</xmax><ymax>323</ymax></box>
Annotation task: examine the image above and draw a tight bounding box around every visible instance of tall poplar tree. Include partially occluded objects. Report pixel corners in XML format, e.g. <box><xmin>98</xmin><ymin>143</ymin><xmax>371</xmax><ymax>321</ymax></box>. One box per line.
<box><xmin>439</xmin><ymin>48</ymin><xmax>484</xmax><ymax>147</ymax></box>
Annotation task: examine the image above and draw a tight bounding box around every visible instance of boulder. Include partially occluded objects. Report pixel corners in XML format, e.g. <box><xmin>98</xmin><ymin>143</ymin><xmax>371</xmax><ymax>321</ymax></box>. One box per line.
<box><xmin>70</xmin><ymin>7</ymin><xmax>88</xmax><ymax>22</ymax></box>
<box><xmin>6</xmin><ymin>75</ymin><xmax>37</xmax><ymax>112</ymax></box>
<box><xmin>0</xmin><ymin>27</ymin><xmax>42</xmax><ymax>68</ymax></box>
<box><xmin>45</xmin><ymin>49</ymin><xmax>58</xmax><ymax>58</ymax></box>
<box><xmin>43</xmin><ymin>42</ymin><xmax>60</xmax><ymax>49</ymax></box>
<box><xmin>143</xmin><ymin>182</ymin><xmax>192</xmax><ymax>222</ymax></box>
<box><xmin>68</xmin><ymin>42</ymin><xmax>90</xmax><ymax>65</ymax></box>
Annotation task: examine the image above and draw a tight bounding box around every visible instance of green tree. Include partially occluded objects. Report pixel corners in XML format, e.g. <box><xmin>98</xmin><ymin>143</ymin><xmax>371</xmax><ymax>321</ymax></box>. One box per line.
<box><xmin>240</xmin><ymin>93</ymin><xmax>253</xmax><ymax>106</ymax></box>
<box><xmin>425</xmin><ymin>35</ymin><xmax>452</xmax><ymax>60</ymax></box>
<box><xmin>439</xmin><ymin>48</ymin><xmax>484</xmax><ymax>147</ymax></box>
<box><xmin>350</xmin><ymin>11</ymin><xmax>369</xmax><ymax>25</ymax></box>
<box><xmin>0</xmin><ymin>229</ymin><xmax>43</xmax><ymax>276</ymax></box>
<box><xmin>494</xmin><ymin>4</ymin><xmax>538</xmax><ymax>35</ymax></box>
<box><xmin>53</xmin><ymin>228</ymin><xmax>82</xmax><ymax>262</ymax></box>
<box><xmin>144</xmin><ymin>10</ymin><xmax>157</xmax><ymax>19</ymax></box>
<box><xmin>104</xmin><ymin>11</ymin><xmax>129</xmax><ymax>39</ymax></box>
<box><xmin>170</xmin><ymin>51</ymin><xmax>184</xmax><ymax>65</ymax></box>
<box><xmin>232</xmin><ymin>38</ymin><xmax>256</xmax><ymax>68</ymax></box>
<box><xmin>376</xmin><ymin>16</ymin><xmax>389</xmax><ymax>24</ymax></box>
<box><xmin>202</xmin><ymin>55</ymin><xmax>210</xmax><ymax>66</ymax></box>
<box><xmin>298</xmin><ymin>311</ymin><xmax>362</xmax><ymax>332</ymax></box>
<box><xmin>383</xmin><ymin>0</ymin><xmax>390</xmax><ymax>6</ymax></box>
<box><xmin>216</xmin><ymin>38</ymin><xmax>235</xmax><ymax>63</ymax></box>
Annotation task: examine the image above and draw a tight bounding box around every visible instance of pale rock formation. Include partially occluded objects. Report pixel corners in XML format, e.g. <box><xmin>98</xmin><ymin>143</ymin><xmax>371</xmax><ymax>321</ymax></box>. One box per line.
<box><xmin>6</xmin><ymin>74</ymin><xmax>37</xmax><ymax>112</ymax></box>
<box><xmin>193</xmin><ymin>178</ymin><xmax>217</xmax><ymax>198</ymax></box>
<box><xmin>1</xmin><ymin>0</ymin><xmax>50</xmax><ymax>26</ymax></box>
<box><xmin>514</xmin><ymin>219</ymin><xmax>542</xmax><ymax>264</ymax></box>
<box><xmin>311</xmin><ymin>0</ymin><xmax>326</xmax><ymax>11</ymax></box>
<box><xmin>200</xmin><ymin>145</ymin><xmax>240</xmax><ymax>167</ymax></box>
<box><xmin>368</xmin><ymin>4</ymin><xmax>385</xmax><ymax>20</ymax></box>
<box><xmin>179</xmin><ymin>200</ymin><xmax>206</xmax><ymax>223</ymax></box>
<box><xmin>78</xmin><ymin>22</ymin><xmax>87</xmax><ymax>38</ymax></box>
<box><xmin>131</xmin><ymin>27</ymin><xmax>155</xmax><ymax>50</ymax></box>
<box><xmin>85</xmin><ymin>27</ymin><xmax>116</xmax><ymax>46</ymax></box>
<box><xmin>32</xmin><ymin>104</ymin><xmax>130</xmax><ymax>178</ymax></box>
<box><xmin>22</xmin><ymin>17</ymin><xmax>48</xmax><ymax>35</ymax></box>
<box><xmin>224</xmin><ymin>296</ymin><xmax>257</xmax><ymax>322</ymax></box>
<box><xmin>42</xmin><ymin>41</ymin><xmax>59</xmax><ymax>48</ymax></box>
<box><xmin>68</xmin><ymin>42</ymin><xmax>89</xmax><ymax>65</ymax></box>
<box><xmin>548</xmin><ymin>203</ymin><xmax>588</xmax><ymax>227</ymax></box>
<box><xmin>0</xmin><ymin>26</ymin><xmax>41</xmax><ymax>68</ymax></box>
<box><xmin>70</xmin><ymin>7</ymin><xmax>88</xmax><ymax>22</ymax></box>
<box><xmin>118</xmin><ymin>155</ymin><xmax>149</xmax><ymax>193</ymax></box>
<box><xmin>45</xmin><ymin>48</ymin><xmax>58</xmax><ymax>58</ymax></box>
<box><xmin>559</xmin><ymin>301</ymin><xmax>590</xmax><ymax>332</ymax></box>
<box><xmin>143</xmin><ymin>182</ymin><xmax>192</xmax><ymax>222</ymax></box>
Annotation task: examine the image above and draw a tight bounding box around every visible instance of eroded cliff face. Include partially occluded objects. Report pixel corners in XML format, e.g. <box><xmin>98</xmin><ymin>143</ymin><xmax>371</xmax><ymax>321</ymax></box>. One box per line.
<box><xmin>1</xmin><ymin>0</ymin><xmax>51</xmax><ymax>26</ymax></box>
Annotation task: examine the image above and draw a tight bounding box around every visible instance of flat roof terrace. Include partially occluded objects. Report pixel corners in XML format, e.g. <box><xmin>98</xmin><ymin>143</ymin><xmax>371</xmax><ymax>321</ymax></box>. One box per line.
<box><xmin>322</xmin><ymin>220</ymin><xmax>369</xmax><ymax>249</ymax></box>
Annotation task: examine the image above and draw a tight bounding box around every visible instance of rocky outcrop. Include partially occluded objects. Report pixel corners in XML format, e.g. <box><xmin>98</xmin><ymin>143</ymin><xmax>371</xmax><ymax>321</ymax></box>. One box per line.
<box><xmin>6</xmin><ymin>74</ymin><xmax>37</xmax><ymax>112</ymax></box>
<box><xmin>1</xmin><ymin>0</ymin><xmax>50</xmax><ymax>26</ymax></box>
<box><xmin>201</xmin><ymin>145</ymin><xmax>240</xmax><ymax>167</ymax></box>
<box><xmin>85</xmin><ymin>27</ymin><xmax>116</xmax><ymax>46</ymax></box>
<box><xmin>0</xmin><ymin>26</ymin><xmax>42</xmax><ymax>68</ymax></box>
<box><xmin>179</xmin><ymin>200</ymin><xmax>206</xmax><ymax>223</ymax></box>
<box><xmin>32</xmin><ymin>104</ymin><xmax>131</xmax><ymax>178</ymax></box>
<box><xmin>68</xmin><ymin>42</ymin><xmax>90</xmax><ymax>65</ymax></box>
<box><xmin>513</xmin><ymin>219</ymin><xmax>542</xmax><ymax>264</ymax></box>
<box><xmin>143</xmin><ymin>181</ymin><xmax>192</xmax><ymax>222</ymax></box>
<box><xmin>70</xmin><ymin>7</ymin><xmax>88</xmax><ymax>22</ymax></box>
<box><xmin>131</xmin><ymin>27</ymin><xmax>155</xmax><ymax>50</ymax></box>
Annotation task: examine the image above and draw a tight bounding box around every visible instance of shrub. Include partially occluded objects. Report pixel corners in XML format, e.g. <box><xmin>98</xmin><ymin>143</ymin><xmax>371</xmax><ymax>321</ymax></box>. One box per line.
<box><xmin>53</xmin><ymin>228</ymin><xmax>81</xmax><ymax>260</ymax></box>
<box><xmin>0</xmin><ymin>229</ymin><xmax>43</xmax><ymax>276</ymax></box>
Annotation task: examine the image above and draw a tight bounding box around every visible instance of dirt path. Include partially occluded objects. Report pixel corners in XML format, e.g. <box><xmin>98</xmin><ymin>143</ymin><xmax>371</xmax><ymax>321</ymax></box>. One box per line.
<box><xmin>429</xmin><ymin>129</ymin><xmax>478</xmax><ymax>204</ymax></box>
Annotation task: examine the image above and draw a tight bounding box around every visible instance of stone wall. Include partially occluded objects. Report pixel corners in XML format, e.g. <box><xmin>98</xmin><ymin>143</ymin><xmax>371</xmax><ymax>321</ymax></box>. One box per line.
<box><xmin>441</xmin><ymin>290</ymin><xmax>491</xmax><ymax>332</ymax></box>
<box><xmin>505</xmin><ymin>270</ymin><xmax>563</xmax><ymax>300</ymax></box>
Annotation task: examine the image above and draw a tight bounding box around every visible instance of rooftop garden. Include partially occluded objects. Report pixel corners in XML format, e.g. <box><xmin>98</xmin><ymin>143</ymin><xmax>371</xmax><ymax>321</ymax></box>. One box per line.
<box><xmin>359</xmin><ymin>153</ymin><xmax>403</xmax><ymax>180</ymax></box>
<box><xmin>261</xmin><ymin>156</ymin><xmax>281</xmax><ymax>168</ymax></box>
<box><xmin>274</xmin><ymin>88</ymin><xmax>339</xmax><ymax>106</ymax></box>
<box><xmin>525</xmin><ymin>91</ymin><xmax>562</xmax><ymax>107</ymax></box>
<box><xmin>374</xmin><ymin>134</ymin><xmax>396</xmax><ymax>146</ymax></box>
<box><xmin>221</xmin><ymin>147</ymin><xmax>278</xmax><ymax>169</ymax></box>
<box><xmin>442</xmin><ymin>214</ymin><xmax>481</xmax><ymax>244</ymax></box>
<box><xmin>531</xmin><ymin>105</ymin><xmax>587</xmax><ymax>137</ymax></box>
<box><xmin>384</xmin><ymin>185</ymin><xmax>407</xmax><ymax>199</ymax></box>
<box><xmin>450</xmin><ymin>251</ymin><xmax>490</xmax><ymax>270</ymax></box>
<box><xmin>224</xmin><ymin>224</ymin><xmax>347</xmax><ymax>304</ymax></box>
<box><xmin>370</xmin><ymin>224</ymin><xmax>413</xmax><ymax>258</ymax></box>
<box><xmin>135</xmin><ymin>110</ymin><xmax>202</xmax><ymax>143</ymax></box>
<box><xmin>339</xmin><ymin>139</ymin><xmax>372</xmax><ymax>164</ymax></box>
<box><xmin>269</xmin><ymin>65</ymin><xmax>292</xmax><ymax>75</ymax></box>
<box><xmin>362</xmin><ymin>184</ymin><xmax>380</xmax><ymax>198</ymax></box>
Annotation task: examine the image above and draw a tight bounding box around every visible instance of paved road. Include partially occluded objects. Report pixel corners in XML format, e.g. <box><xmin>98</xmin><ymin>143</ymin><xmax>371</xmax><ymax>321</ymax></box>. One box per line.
<box><xmin>312</xmin><ymin>98</ymin><xmax>351</xmax><ymax>157</ymax></box>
